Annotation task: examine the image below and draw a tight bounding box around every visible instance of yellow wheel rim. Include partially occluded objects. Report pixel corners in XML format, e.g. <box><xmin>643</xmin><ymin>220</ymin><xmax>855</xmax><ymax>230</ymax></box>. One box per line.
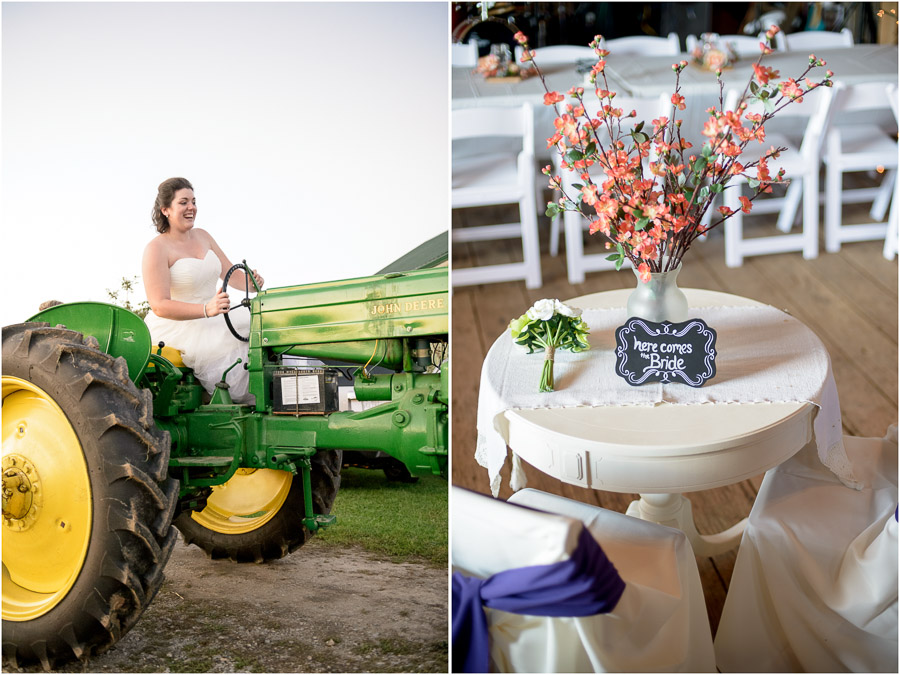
<box><xmin>2</xmin><ymin>376</ymin><xmax>92</xmax><ymax>621</ymax></box>
<box><xmin>191</xmin><ymin>468</ymin><xmax>292</xmax><ymax>534</ymax></box>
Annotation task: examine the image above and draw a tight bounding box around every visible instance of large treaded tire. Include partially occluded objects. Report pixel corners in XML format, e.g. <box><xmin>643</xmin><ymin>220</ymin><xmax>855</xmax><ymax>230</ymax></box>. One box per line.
<box><xmin>174</xmin><ymin>449</ymin><xmax>342</xmax><ymax>563</ymax></box>
<box><xmin>1</xmin><ymin>323</ymin><xmax>178</xmax><ymax>671</ymax></box>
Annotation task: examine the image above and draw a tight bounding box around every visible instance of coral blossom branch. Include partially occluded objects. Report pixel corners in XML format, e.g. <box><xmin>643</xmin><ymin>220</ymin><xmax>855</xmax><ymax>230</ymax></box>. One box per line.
<box><xmin>515</xmin><ymin>26</ymin><xmax>834</xmax><ymax>281</ymax></box>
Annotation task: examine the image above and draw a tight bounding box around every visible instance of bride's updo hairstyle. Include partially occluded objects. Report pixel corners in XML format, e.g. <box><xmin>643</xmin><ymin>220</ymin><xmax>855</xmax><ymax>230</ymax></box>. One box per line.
<box><xmin>152</xmin><ymin>177</ymin><xmax>194</xmax><ymax>233</ymax></box>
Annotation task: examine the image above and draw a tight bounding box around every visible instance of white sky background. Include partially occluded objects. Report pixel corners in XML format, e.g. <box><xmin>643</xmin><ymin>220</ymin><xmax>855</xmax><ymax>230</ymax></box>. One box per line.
<box><xmin>1</xmin><ymin>1</ymin><xmax>448</xmax><ymax>326</ymax></box>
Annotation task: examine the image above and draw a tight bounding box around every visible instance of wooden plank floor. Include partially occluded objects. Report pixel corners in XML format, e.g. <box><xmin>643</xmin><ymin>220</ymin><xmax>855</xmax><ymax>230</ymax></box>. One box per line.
<box><xmin>450</xmin><ymin>202</ymin><xmax>898</xmax><ymax>635</ymax></box>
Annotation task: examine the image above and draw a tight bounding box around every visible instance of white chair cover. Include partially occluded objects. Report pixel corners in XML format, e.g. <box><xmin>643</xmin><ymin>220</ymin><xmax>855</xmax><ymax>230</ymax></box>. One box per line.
<box><xmin>452</xmin><ymin>487</ymin><xmax>716</xmax><ymax>672</ymax></box>
<box><xmin>715</xmin><ymin>428</ymin><xmax>898</xmax><ymax>672</ymax></box>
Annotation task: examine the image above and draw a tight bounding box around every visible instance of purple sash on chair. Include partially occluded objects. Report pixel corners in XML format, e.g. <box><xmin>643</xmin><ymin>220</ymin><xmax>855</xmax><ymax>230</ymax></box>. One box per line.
<box><xmin>452</xmin><ymin>526</ymin><xmax>626</xmax><ymax>673</ymax></box>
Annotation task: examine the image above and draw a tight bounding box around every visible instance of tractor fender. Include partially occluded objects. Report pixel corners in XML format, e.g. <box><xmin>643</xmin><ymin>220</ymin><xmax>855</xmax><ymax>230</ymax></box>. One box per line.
<box><xmin>29</xmin><ymin>302</ymin><xmax>151</xmax><ymax>382</ymax></box>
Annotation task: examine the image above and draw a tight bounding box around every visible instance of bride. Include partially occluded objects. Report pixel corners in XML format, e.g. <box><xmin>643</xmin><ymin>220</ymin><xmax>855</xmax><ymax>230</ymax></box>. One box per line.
<box><xmin>142</xmin><ymin>177</ymin><xmax>264</xmax><ymax>404</ymax></box>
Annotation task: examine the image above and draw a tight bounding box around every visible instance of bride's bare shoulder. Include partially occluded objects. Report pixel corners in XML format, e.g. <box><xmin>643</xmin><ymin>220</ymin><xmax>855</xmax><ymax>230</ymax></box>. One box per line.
<box><xmin>143</xmin><ymin>234</ymin><xmax>172</xmax><ymax>261</ymax></box>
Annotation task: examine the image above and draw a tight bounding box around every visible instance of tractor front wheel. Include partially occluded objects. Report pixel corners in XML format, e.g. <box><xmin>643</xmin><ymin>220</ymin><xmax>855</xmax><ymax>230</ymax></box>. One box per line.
<box><xmin>2</xmin><ymin>323</ymin><xmax>178</xmax><ymax>670</ymax></box>
<box><xmin>174</xmin><ymin>450</ymin><xmax>342</xmax><ymax>563</ymax></box>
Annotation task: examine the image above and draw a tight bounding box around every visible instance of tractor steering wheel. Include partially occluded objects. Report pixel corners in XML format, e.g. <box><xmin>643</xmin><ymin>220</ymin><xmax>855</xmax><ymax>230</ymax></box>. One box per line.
<box><xmin>221</xmin><ymin>260</ymin><xmax>256</xmax><ymax>343</ymax></box>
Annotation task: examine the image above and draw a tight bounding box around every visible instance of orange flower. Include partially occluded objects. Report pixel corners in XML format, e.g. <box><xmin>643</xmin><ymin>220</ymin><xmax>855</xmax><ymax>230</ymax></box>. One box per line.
<box><xmin>544</xmin><ymin>91</ymin><xmax>565</xmax><ymax>106</ymax></box>
<box><xmin>780</xmin><ymin>78</ymin><xmax>804</xmax><ymax>102</ymax></box>
<box><xmin>739</xmin><ymin>196</ymin><xmax>753</xmax><ymax>213</ymax></box>
<box><xmin>719</xmin><ymin>206</ymin><xmax>735</xmax><ymax>217</ymax></box>
<box><xmin>671</xmin><ymin>93</ymin><xmax>686</xmax><ymax>111</ymax></box>
<box><xmin>752</xmin><ymin>63</ymin><xmax>780</xmax><ymax>85</ymax></box>
<box><xmin>637</xmin><ymin>262</ymin><xmax>652</xmax><ymax>283</ymax></box>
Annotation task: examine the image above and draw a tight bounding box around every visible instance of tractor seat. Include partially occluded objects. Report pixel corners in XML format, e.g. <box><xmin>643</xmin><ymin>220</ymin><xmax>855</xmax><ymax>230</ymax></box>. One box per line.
<box><xmin>150</xmin><ymin>345</ymin><xmax>185</xmax><ymax>368</ymax></box>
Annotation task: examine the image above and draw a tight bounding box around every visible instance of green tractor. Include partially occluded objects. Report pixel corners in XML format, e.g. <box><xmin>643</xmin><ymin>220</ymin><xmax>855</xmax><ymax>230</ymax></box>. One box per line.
<box><xmin>1</xmin><ymin>241</ymin><xmax>448</xmax><ymax>669</ymax></box>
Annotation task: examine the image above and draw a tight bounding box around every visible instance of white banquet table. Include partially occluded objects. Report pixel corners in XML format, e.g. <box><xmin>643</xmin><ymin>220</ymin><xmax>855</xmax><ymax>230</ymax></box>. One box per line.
<box><xmin>453</xmin><ymin>45</ymin><xmax>898</xmax><ymax>107</ymax></box>
<box><xmin>454</xmin><ymin>44</ymin><xmax>899</xmax><ymax>150</ymax></box>
<box><xmin>475</xmin><ymin>288</ymin><xmax>858</xmax><ymax>557</ymax></box>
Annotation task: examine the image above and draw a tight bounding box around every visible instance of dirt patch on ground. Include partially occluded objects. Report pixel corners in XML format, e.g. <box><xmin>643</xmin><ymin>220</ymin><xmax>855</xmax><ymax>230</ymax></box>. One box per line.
<box><xmin>11</xmin><ymin>533</ymin><xmax>448</xmax><ymax>673</ymax></box>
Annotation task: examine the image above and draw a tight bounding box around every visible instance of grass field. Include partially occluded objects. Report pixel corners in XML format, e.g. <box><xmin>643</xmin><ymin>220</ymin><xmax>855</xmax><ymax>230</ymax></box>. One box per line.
<box><xmin>319</xmin><ymin>467</ymin><xmax>448</xmax><ymax>567</ymax></box>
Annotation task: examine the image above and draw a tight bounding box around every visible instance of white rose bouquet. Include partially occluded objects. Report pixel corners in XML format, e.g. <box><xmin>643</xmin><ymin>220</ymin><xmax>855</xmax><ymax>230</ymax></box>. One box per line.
<box><xmin>509</xmin><ymin>299</ymin><xmax>591</xmax><ymax>392</ymax></box>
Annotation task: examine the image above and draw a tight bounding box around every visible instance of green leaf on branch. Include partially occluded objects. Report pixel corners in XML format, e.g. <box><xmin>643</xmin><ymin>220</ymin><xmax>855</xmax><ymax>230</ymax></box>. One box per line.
<box><xmin>748</xmin><ymin>177</ymin><xmax>760</xmax><ymax>189</ymax></box>
<box><xmin>546</xmin><ymin>202</ymin><xmax>562</xmax><ymax>218</ymax></box>
<box><xmin>566</xmin><ymin>149</ymin><xmax>584</xmax><ymax>162</ymax></box>
<box><xmin>711</xmin><ymin>183</ymin><xmax>724</xmax><ymax>194</ymax></box>
<box><xmin>635</xmin><ymin>217</ymin><xmax>650</xmax><ymax>231</ymax></box>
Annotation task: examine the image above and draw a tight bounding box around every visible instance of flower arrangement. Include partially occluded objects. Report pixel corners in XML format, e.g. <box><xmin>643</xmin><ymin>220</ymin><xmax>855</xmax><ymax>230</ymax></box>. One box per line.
<box><xmin>475</xmin><ymin>53</ymin><xmax>533</xmax><ymax>80</ymax></box>
<box><xmin>690</xmin><ymin>34</ymin><xmax>738</xmax><ymax>71</ymax></box>
<box><xmin>509</xmin><ymin>299</ymin><xmax>590</xmax><ymax>392</ymax></box>
<box><xmin>513</xmin><ymin>26</ymin><xmax>834</xmax><ymax>282</ymax></box>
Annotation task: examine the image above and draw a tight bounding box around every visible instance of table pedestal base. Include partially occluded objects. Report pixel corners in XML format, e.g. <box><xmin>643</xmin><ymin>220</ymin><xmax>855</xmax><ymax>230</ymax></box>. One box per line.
<box><xmin>626</xmin><ymin>493</ymin><xmax>747</xmax><ymax>557</ymax></box>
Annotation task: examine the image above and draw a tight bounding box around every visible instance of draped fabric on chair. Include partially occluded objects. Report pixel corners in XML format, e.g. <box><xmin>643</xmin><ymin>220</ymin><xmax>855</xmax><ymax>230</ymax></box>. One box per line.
<box><xmin>452</xmin><ymin>527</ymin><xmax>625</xmax><ymax>673</ymax></box>
<box><xmin>715</xmin><ymin>428</ymin><xmax>899</xmax><ymax>672</ymax></box>
<box><xmin>451</xmin><ymin>487</ymin><xmax>716</xmax><ymax>673</ymax></box>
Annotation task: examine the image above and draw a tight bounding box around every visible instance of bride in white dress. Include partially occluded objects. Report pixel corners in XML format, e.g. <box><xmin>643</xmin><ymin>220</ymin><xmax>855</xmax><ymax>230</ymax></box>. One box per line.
<box><xmin>142</xmin><ymin>177</ymin><xmax>264</xmax><ymax>404</ymax></box>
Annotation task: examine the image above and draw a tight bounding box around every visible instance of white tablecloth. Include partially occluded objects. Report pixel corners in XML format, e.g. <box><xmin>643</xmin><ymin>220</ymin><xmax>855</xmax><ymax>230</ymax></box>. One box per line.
<box><xmin>476</xmin><ymin>304</ymin><xmax>858</xmax><ymax>496</ymax></box>
<box><xmin>453</xmin><ymin>44</ymin><xmax>898</xmax><ymax>155</ymax></box>
<box><xmin>453</xmin><ymin>45</ymin><xmax>898</xmax><ymax>106</ymax></box>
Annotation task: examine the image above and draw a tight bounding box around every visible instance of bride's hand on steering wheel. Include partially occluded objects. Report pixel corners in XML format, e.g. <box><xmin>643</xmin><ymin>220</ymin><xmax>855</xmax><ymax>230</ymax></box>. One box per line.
<box><xmin>250</xmin><ymin>270</ymin><xmax>264</xmax><ymax>289</ymax></box>
<box><xmin>205</xmin><ymin>290</ymin><xmax>230</xmax><ymax>317</ymax></box>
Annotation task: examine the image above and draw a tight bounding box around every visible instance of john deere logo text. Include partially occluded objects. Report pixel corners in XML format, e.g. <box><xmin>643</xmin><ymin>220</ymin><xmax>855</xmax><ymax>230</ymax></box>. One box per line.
<box><xmin>369</xmin><ymin>298</ymin><xmax>445</xmax><ymax>316</ymax></box>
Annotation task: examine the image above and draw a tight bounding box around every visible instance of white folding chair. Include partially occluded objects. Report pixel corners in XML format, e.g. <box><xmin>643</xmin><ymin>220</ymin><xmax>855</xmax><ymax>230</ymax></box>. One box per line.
<box><xmin>548</xmin><ymin>92</ymin><xmax>670</xmax><ymax>283</ymax></box>
<box><xmin>822</xmin><ymin>81</ymin><xmax>899</xmax><ymax>253</ymax></box>
<box><xmin>452</xmin><ymin>40</ymin><xmax>478</xmax><ymax>67</ymax></box>
<box><xmin>452</xmin><ymin>487</ymin><xmax>716</xmax><ymax>672</ymax></box>
<box><xmin>452</xmin><ymin>103</ymin><xmax>542</xmax><ymax>289</ymax></box>
<box><xmin>514</xmin><ymin>44</ymin><xmax>596</xmax><ymax>65</ymax></box>
<box><xmin>715</xmin><ymin>427</ymin><xmax>898</xmax><ymax>672</ymax></box>
<box><xmin>686</xmin><ymin>32</ymin><xmax>767</xmax><ymax>58</ymax></box>
<box><xmin>721</xmin><ymin>84</ymin><xmax>836</xmax><ymax>267</ymax></box>
<box><xmin>513</xmin><ymin>43</ymin><xmax>599</xmax><ymax>212</ymax></box>
<box><xmin>774</xmin><ymin>27</ymin><xmax>853</xmax><ymax>51</ymax></box>
<box><xmin>884</xmin><ymin>84</ymin><xmax>899</xmax><ymax>260</ymax></box>
<box><xmin>601</xmin><ymin>32</ymin><xmax>680</xmax><ymax>55</ymax></box>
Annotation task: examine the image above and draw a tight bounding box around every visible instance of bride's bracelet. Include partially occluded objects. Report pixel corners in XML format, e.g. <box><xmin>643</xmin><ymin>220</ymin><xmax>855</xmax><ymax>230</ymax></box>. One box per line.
<box><xmin>202</xmin><ymin>301</ymin><xmax>210</xmax><ymax>319</ymax></box>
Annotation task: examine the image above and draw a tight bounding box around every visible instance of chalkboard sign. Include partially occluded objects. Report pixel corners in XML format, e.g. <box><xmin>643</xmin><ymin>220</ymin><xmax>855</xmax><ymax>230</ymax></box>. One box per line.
<box><xmin>615</xmin><ymin>317</ymin><xmax>717</xmax><ymax>387</ymax></box>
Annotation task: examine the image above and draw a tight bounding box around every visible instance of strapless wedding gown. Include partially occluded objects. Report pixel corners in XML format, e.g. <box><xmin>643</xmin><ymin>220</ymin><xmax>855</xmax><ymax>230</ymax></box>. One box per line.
<box><xmin>144</xmin><ymin>250</ymin><xmax>253</xmax><ymax>404</ymax></box>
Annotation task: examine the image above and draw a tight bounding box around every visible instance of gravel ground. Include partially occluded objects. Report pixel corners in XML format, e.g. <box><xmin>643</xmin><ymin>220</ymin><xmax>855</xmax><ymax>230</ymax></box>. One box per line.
<box><xmin>8</xmin><ymin>532</ymin><xmax>448</xmax><ymax>673</ymax></box>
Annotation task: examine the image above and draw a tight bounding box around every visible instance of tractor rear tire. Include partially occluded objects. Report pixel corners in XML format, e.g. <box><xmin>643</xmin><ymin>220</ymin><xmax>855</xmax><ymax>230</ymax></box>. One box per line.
<box><xmin>174</xmin><ymin>449</ymin><xmax>342</xmax><ymax>563</ymax></box>
<box><xmin>2</xmin><ymin>323</ymin><xmax>178</xmax><ymax>670</ymax></box>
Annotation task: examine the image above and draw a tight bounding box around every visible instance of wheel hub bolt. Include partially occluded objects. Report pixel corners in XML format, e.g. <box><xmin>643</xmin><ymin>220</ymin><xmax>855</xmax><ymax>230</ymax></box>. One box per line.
<box><xmin>1</xmin><ymin>455</ymin><xmax>42</xmax><ymax>530</ymax></box>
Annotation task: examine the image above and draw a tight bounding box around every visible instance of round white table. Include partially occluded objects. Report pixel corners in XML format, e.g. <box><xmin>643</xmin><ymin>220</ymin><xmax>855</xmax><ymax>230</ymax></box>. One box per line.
<box><xmin>494</xmin><ymin>288</ymin><xmax>818</xmax><ymax>556</ymax></box>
